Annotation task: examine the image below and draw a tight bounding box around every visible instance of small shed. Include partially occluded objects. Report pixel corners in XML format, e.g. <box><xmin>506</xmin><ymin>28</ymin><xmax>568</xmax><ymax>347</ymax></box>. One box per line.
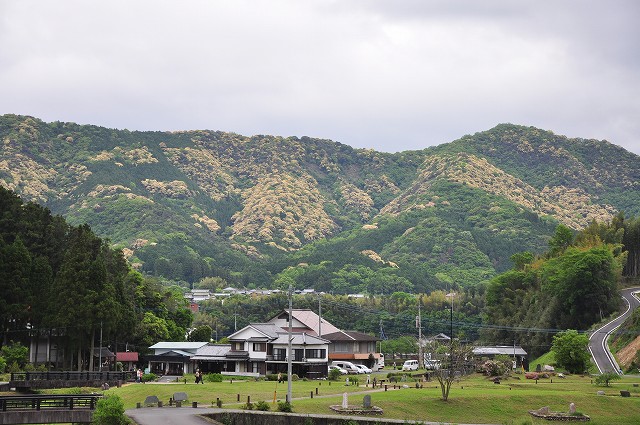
<box><xmin>473</xmin><ymin>345</ymin><xmax>528</xmax><ymax>370</ymax></box>
<box><xmin>116</xmin><ymin>351</ymin><xmax>140</xmax><ymax>371</ymax></box>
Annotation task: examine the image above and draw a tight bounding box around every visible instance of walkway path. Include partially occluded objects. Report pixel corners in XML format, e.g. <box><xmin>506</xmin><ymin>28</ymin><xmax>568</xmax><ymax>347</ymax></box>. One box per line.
<box><xmin>588</xmin><ymin>287</ymin><xmax>640</xmax><ymax>374</ymax></box>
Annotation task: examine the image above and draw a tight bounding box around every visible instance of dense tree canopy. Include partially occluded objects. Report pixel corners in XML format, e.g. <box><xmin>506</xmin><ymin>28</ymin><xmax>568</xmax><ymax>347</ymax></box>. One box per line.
<box><xmin>0</xmin><ymin>187</ymin><xmax>191</xmax><ymax>369</ymax></box>
<box><xmin>551</xmin><ymin>330</ymin><xmax>591</xmax><ymax>374</ymax></box>
<box><xmin>482</xmin><ymin>223</ymin><xmax>624</xmax><ymax>357</ymax></box>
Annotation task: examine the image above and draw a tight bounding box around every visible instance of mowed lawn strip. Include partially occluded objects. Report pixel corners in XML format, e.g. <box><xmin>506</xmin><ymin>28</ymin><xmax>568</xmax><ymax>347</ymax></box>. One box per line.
<box><xmin>46</xmin><ymin>374</ymin><xmax>640</xmax><ymax>425</ymax></box>
<box><xmin>94</xmin><ymin>378</ymin><xmax>367</xmax><ymax>409</ymax></box>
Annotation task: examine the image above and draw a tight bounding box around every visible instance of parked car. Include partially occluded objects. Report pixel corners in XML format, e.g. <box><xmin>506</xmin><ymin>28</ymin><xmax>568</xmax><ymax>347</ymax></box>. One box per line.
<box><xmin>330</xmin><ymin>361</ymin><xmax>360</xmax><ymax>374</ymax></box>
<box><xmin>329</xmin><ymin>365</ymin><xmax>348</xmax><ymax>375</ymax></box>
<box><xmin>355</xmin><ymin>364</ymin><xmax>372</xmax><ymax>374</ymax></box>
<box><xmin>402</xmin><ymin>360</ymin><xmax>419</xmax><ymax>371</ymax></box>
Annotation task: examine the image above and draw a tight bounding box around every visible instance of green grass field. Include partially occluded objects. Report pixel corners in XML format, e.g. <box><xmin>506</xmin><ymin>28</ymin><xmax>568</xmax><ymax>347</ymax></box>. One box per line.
<box><xmin>85</xmin><ymin>373</ymin><xmax>640</xmax><ymax>425</ymax></box>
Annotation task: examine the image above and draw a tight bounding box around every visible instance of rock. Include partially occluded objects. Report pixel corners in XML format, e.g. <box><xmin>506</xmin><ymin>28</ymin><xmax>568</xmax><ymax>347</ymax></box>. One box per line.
<box><xmin>569</xmin><ymin>403</ymin><xmax>576</xmax><ymax>414</ymax></box>
<box><xmin>363</xmin><ymin>395</ymin><xmax>372</xmax><ymax>408</ymax></box>
<box><xmin>597</xmin><ymin>391</ymin><xmax>605</xmax><ymax>395</ymax></box>
<box><xmin>536</xmin><ymin>406</ymin><xmax>550</xmax><ymax>415</ymax></box>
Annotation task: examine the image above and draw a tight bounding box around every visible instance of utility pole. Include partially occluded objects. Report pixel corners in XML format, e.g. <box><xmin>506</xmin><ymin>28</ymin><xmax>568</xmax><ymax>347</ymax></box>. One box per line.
<box><xmin>98</xmin><ymin>321</ymin><xmax>103</xmax><ymax>372</ymax></box>
<box><xmin>417</xmin><ymin>296</ymin><xmax>423</xmax><ymax>369</ymax></box>
<box><xmin>318</xmin><ymin>295</ymin><xmax>322</xmax><ymax>338</ymax></box>
<box><xmin>287</xmin><ymin>283</ymin><xmax>293</xmax><ymax>403</ymax></box>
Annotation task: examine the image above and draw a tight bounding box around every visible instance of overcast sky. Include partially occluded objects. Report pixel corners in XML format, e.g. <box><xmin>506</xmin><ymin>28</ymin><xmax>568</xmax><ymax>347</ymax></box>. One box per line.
<box><xmin>1</xmin><ymin>0</ymin><xmax>639</xmax><ymax>155</ymax></box>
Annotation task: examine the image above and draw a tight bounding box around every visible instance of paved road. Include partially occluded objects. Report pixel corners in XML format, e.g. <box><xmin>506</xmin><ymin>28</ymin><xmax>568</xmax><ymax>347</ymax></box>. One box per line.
<box><xmin>126</xmin><ymin>406</ymin><xmax>222</xmax><ymax>425</ymax></box>
<box><xmin>588</xmin><ymin>287</ymin><xmax>640</xmax><ymax>374</ymax></box>
<box><xmin>125</xmin><ymin>406</ymin><xmax>499</xmax><ymax>425</ymax></box>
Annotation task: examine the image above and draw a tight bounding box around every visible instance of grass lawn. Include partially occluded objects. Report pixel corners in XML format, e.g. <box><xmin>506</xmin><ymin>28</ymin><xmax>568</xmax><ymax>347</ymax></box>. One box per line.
<box><xmin>45</xmin><ymin>373</ymin><xmax>640</xmax><ymax>425</ymax></box>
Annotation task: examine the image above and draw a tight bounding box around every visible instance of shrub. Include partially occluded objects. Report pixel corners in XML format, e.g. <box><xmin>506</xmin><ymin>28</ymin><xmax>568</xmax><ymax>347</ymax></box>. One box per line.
<box><xmin>1</xmin><ymin>342</ymin><xmax>28</xmax><ymax>369</ymax></box>
<box><xmin>205</xmin><ymin>373</ymin><xmax>223</xmax><ymax>383</ymax></box>
<box><xmin>0</xmin><ymin>357</ymin><xmax>7</xmax><ymax>373</ymax></box>
<box><xmin>277</xmin><ymin>401</ymin><xmax>292</xmax><ymax>412</ymax></box>
<box><xmin>254</xmin><ymin>400</ymin><xmax>270</xmax><ymax>411</ymax></box>
<box><xmin>242</xmin><ymin>402</ymin><xmax>253</xmax><ymax>410</ymax></box>
<box><xmin>23</xmin><ymin>363</ymin><xmax>35</xmax><ymax>372</ymax></box>
<box><xmin>386</xmin><ymin>372</ymin><xmax>413</xmax><ymax>382</ymax></box>
<box><xmin>93</xmin><ymin>394</ymin><xmax>130</xmax><ymax>425</ymax></box>
<box><xmin>594</xmin><ymin>372</ymin><xmax>621</xmax><ymax>387</ymax></box>
<box><xmin>141</xmin><ymin>373</ymin><xmax>157</xmax><ymax>382</ymax></box>
<box><xmin>328</xmin><ymin>368</ymin><xmax>342</xmax><ymax>381</ymax></box>
<box><xmin>480</xmin><ymin>359</ymin><xmax>511</xmax><ymax>377</ymax></box>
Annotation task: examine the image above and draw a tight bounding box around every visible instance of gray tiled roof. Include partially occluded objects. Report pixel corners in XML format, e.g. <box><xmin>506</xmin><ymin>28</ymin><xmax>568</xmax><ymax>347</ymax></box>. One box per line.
<box><xmin>272</xmin><ymin>332</ymin><xmax>329</xmax><ymax>345</ymax></box>
<box><xmin>191</xmin><ymin>344</ymin><xmax>231</xmax><ymax>359</ymax></box>
<box><xmin>148</xmin><ymin>342</ymin><xmax>209</xmax><ymax>350</ymax></box>
<box><xmin>250</xmin><ymin>323</ymin><xmax>282</xmax><ymax>338</ymax></box>
<box><xmin>473</xmin><ymin>346</ymin><xmax>527</xmax><ymax>356</ymax></box>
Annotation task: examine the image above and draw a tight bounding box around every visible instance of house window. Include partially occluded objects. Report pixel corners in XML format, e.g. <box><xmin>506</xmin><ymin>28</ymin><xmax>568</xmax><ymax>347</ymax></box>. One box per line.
<box><xmin>294</xmin><ymin>349</ymin><xmax>304</xmax><ymax>361</ymax></box>
<box><xmin>273</xmin><ymin>348</ymin><xmax>286</xmax><ymax>361</ymax></box>
<box><xmin>334</xmin><ymin>342</ymin><xmax>349</xmax><ymax>353</ymax></box>
<box><xmin>232</xmin><ymin>342</ymin><xmax>244</xmax><ymax>351</ymax></box>
<box><xmin>253</xmin><ymin>343</ymin><xmax>266</xmax><ymax>352</ymax></box>
<box><xmin>305</xmin><ymin>349</ymin><xmax>326</xmax><ymax>359</ymax></box>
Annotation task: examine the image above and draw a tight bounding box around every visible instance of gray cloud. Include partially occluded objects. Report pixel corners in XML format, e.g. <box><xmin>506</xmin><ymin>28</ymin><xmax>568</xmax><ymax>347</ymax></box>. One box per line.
<box><xmin>1</xmin><ymin>0</ymin><xmax>638</xmax><ymax>154</ymax></box>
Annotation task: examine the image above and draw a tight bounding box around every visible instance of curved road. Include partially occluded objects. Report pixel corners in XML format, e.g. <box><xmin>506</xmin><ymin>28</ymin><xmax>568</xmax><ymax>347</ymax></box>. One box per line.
<box><xmin>588</xmin><ymin>287</ymin><xmax>640</xmax><ymax>374</ymax></box>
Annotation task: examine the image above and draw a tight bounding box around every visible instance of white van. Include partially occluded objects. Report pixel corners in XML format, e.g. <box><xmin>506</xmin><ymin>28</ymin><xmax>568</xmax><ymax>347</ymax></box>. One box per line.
<box><xmin>402</xmin><ymin>359</ymin><xmax>419</xmax><ymax>371</ymax></box>
<box><xmin>376</xmin><ymin>353</ymin><xmax>385</xmax><ymax>371</ymax></box>
<box><xmin>330</xmin><ymin>361</ymin><xmax>360</xmax><ymax>374</ymax></box>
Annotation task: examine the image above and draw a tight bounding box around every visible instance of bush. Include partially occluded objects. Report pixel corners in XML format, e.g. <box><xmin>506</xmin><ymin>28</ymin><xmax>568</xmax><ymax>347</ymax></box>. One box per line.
<box><xmin>594</xmin><ymin>372</ymin><xmax>621</xmax><ymax>387</ymax></box>
<box><xmin>254</xmin><ymin>400</ymin><xmax>270</xmax><ymax>411</ymax></box>
<box><xmin>1</xmin><ymin>342</ymin><xmax>28</xmax><ymax>369</ymax></box>
<box><xmin>386</xmin><ymin>372</ymin><xmax>413</xmax><ymax>382</ymax></box>
<box><xmin>480</xmin><ymin>358</ymin><xmax>511</xmax><ymax>377</ymax></box>
<box><xmin>277</xmin><ymin>401</ymin><xmax>292</xmax><ymax>412</ymax></box>
<box><xmin>141</xmin><ymin>373</ymin><xmax>157</xmax><ymax>382</ymax></box>
<box><xmin>242</xmin><ymin>402</ymin><xmax>253</xmax><ymax>410</ymax></box>
<box><xmin>93</xmin><ymin>394</ymin><xmax>130</xmax><ymax>425</ymax></box>
<box><xmin>0</xmin><ymin>357</ymin><xmax>6</xmax><ymax>373</ymax></box>
<box><xmin>205</xmin><ymin>373</ymin><xmax>223</xmax><ymax>383</ymax></box>
<box><xmin>328</xmin><ymin>368</ymin><xmax>342</xmax><ymax>381</ymax></box>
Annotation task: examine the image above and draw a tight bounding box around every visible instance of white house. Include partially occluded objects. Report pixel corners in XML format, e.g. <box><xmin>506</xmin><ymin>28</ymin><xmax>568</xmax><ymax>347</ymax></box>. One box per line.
<box><xmin>226</xmin><ymin>322</ymin><xmax>330</xmax><ymax>378</ymax></box>
<box><xmin>146</xmin><ymin>342</ymin><xmax>209</xmax><ymax>375</ymax></box>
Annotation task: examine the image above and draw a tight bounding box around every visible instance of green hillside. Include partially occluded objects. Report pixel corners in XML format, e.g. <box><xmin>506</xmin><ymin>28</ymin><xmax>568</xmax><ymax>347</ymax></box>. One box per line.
<box><xmin>1</xmin><ymin>114</ymin><xmax>639</xmax><ymax>290</ymax></box>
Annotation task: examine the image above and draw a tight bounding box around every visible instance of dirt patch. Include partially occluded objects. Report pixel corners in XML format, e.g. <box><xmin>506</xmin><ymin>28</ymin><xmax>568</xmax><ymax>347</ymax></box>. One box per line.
<box><xmin>617</xmin><ymin>335</ymin><xmax>640</xmax><ymax>368</ymax></box>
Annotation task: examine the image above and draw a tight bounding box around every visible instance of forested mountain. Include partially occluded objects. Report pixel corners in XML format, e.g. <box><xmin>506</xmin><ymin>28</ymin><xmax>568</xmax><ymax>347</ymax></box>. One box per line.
<box><xmin>1</xmin><ymin>114</ymin><xmax>639</xmax><ymax>293</ymax></box>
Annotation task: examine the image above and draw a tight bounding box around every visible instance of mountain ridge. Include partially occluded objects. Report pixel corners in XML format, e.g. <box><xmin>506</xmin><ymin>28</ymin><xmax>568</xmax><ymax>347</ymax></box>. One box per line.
<box><xmin>1</xmin><ymin>114</ymin><xmax>638</xmax><ymax>291</ymax></box>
